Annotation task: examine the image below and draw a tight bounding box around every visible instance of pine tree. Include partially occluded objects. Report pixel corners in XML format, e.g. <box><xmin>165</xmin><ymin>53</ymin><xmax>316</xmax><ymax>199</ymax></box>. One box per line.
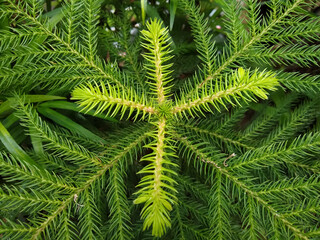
<box><xmin>0</xmin><ymin>0</ymin><xmax>319</xmax><ymax>239</ymax></box>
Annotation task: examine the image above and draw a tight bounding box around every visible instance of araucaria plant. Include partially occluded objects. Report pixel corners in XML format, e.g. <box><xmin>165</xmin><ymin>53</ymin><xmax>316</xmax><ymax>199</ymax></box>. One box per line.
<box><xmin>0</xmin><ymin>0</ymin><xmax>319</xmax><ymax>239</ymax></box>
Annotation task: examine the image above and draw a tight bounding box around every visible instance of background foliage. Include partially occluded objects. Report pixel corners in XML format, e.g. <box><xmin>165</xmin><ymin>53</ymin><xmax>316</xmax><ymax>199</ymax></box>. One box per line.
<box><xmin>0</xmin><ymin>0</ymin><xmax>320</xmax><ymax>239</ymax></box>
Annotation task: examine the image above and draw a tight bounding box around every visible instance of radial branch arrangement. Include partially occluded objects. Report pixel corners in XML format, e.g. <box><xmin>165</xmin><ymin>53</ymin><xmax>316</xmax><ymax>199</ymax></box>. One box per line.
<box><xmin>72</xmin><ymin>19</ymin><xmax>285</xmax><ymax>237</ymax></box>
<box><xmin>0</xmin><ymin>0</ymin><xmax>320</xmax><ymax>239</ymax></box>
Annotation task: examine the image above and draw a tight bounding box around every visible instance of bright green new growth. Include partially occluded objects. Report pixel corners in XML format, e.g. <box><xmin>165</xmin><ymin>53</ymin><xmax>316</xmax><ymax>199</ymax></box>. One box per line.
<box><xmin>0</xmin><ymin>0</ymin><xmax>320</xmax><ymax>239</ymax></box>
<box><xmin>72</xmin><ymin>19</ymin><xmax>278</xmax><ymax>236</ymax></box>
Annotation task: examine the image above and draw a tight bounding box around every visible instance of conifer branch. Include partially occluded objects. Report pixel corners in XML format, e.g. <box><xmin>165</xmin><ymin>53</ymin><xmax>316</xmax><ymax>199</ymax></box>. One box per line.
<box><xmin>239</xmin><ymin>93</ymin><xmax>298</xmax><ymax>145</ymax></box>
<box><xmin>262</xmin><ymin>99</ymin><xmax>319</xmax><ymax>144</ymax></box>
<box><xmin>106</xmin><ymin>14</ymin><xmax>145</xmax><ymax>88</ymax></box>
<box><xmin>107</xmin><ymin>164</ymin><xmax>133</xmax><ymax>240</ymax></box>
<box><xmin>141</xmin><ymin>19</ymin><xmax>173</xmax><ymax>104</ymax></box>
<box><xmin>171</xmin><ymin>206</ymin><xmax>187</xmax><ymax>239</ymax></box>
<box><xmin>173</xmin><ymin>68</ymin><xmax>278</xmax><ymax>117</ymax></box>
<box><xmin>180</xmin><ymin>0</ymin><xmax>217</xmax><ymax>76</ymax></box>
<box><xmin>16</xmin><ymin>102</ymin><xmax>103</xmax><ymax>167</ymax></box>
<box><xmin>72</xmin><ymin>82</ymin><xmax>156</xmax><ymax>120</ymax></box>
<box><xmin>230</xmin><ymin>133</ymin><xmax>320</xmax><ymax>172</ymax></box>
<box><xmin>209</xmin><ymin>171</ymin><xmax>231</xmax><ymax>240</ymax></box>
<box><xmin>82</xmin><ymin>0</ymin><xmax>99</xmax><ymax>61</ymax></box>
<box><xmin>178</xmin><ymin>133</ymin><xmax>313</xmax><ymax>239</ymax></box>
<box><xmin>0</xmin><ymin>186</ymin><xmax>61</xmax><ymax>212</ymax></box>
<box><xmin>63</xmin><ymin>0</ymin><xmax>79</xmax><ymax>45</ymax></box>
<box><xmin>134</xmin><ymin>118</ymin><xmax>177</xmax><ymax>237</ymax></box>
<box><xmin>179</xmin><ymin>122</ymin><xmax>254</xmax><ymax>151</ymax></box>
<box><xmin>78</xmin><ymin>188</ymin><xmax>103</xmax><ymax>239</ymax></box>
<box><xmin>185</xmin><ymin>0</ymin><xmax>309</xmax><ymax>94</ymax></box>
<box><xmin>1</xmin><ymin>1</ymin><xmax>319</xmax><ymax>238</ymax></box>
<box><xmin>175</xmin><ymin>131</ymin><xmax>223</xmax><ymax>172</ymax></box>
<box><xmin>56</xmin><ymin>209</ymin><xmax>78</xmax><ymax>239</ymax></box>
<box><xmin>30</xmin><ymin>128</ymin><xmax>150</xmax><ymax>239</ymax></box>
<box><xmin>0</xmin><ymin>153</ymin><xmax>76</xmax><ymax>193</ymax></box>
<box><xmin>0</xmin><ymin>219</ymin><xmax>35</xmax><ymax>239</ymax></box>
<box><xmin>256</xmin><ymin>176</ymin><xmax>320</xmax><ymax>195</ymax></box>
<box><xmin>224</xmin><ymin>172</ymin><xmax>310</xmax><ymax>240</ymax></box>
<box><xmin>4</xmin><ymin>0</ymin><xmax>127</xmax><ymax>90</ymax></box>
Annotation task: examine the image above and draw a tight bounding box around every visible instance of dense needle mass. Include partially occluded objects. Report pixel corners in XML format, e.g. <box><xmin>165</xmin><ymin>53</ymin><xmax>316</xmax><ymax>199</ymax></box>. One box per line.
<box><xmin>0</xmin><ymin>0</ymin><xmax>319</xmax><ymax>239</ymax></box>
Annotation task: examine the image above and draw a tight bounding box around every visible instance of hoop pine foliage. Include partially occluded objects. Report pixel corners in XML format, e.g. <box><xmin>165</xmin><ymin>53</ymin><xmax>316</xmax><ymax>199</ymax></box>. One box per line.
<box><xmin>0</xmin><ymin>0</ymin><xmax>320</xmax><ymax>239</ymax></box>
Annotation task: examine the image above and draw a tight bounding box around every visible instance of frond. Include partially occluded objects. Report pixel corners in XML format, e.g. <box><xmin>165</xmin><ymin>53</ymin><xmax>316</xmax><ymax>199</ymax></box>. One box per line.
<box><xmin>0</xmin><ymin>152</ymin><xmax>76</xmax><ymax>194</ymax></box>
<box><xmin>134</xmin><ymin>119</ymin><xmax>178</xmax><ymax>237</ymax></box>
<box><xmin>277</xmin><ymin>72</ymin><xmax>320</xmax><ymax>95</ymax></box>
<box><xmin>229</xmin><ymin>133</ymin><xmax>320</xmax><ymax>174</ymax></box>
<box><xmin>179</xmin><ymin>0</ymin><xmax>217</xmax><ymax>76</ymax></box>
<box><xmin>239</xmin><ymin>93</ymin><xmax>299</xmax><ymax>145</ymax></box>
<box><xmin>0</xmin><ymin>185</ymin><xmax>61</xmax><ymax>214</ymax></box>
<box><xmin>178</xmin><ymin>119</ymin><xmax>254</xmax><ymax>153</ymax></box>
<box><xmin>80</xmin><ymin>0</ymin><xmax>100</xmax><ymax>61</ymax></box>
<box><xmin>56</xmin><ymin>210</ymin><xmax>78</xmax><ymax>240</ymax></box>
<box><xmin>1</xmin><ymin>0</ymin><xmax>319</xmax><ymax>238</ymax></box>
<box><xmin>77</xmin><ymin>188</ymin><xmax>103</xmax><ymax>239</ymax></box>
<box><xmin>209</xmin><ymin>171</ymin><xmax>232</xmax><ymax>240</ymax></box>
<box><xmin>175</xmin><ymin>130</ymin><xmax>226</xmax><ymax>177</ymax></box>
<box><xmin>71</xmin><ymin>81</ymin><xmax>155</xmax><ymax>121</ymax></box>
<box><xmin>0</xmin><ymin>219</ymin><xmax>34</xmax><ymax>240</ymax></box>
<box><xmin>0</xmin><ymin>0</ymin><xmax>127</xmax><ymax>93</ymax></box>
<box><xmin>183</xmin><ymin>0</ymin><xmax>317</xmax><ymax>92</ymax></box>
<box><xmin>173</xmin><ymin>68</ymin><xmax>279</xmax><ymax>118</ymax></box>
<box><xmin>262</xmin><ymin>99</ymin><xmax>319</xmax><ymax>145</ymax></box>
<box><xmin>106</xmin><ymin>165</ymin><xmax>133</xmax><ymax>240</ymax></box>
<box><xmin>222</xmin><ymin>0</ymin><xmax>247</xmax><ymax>51</ymax></box>
<box><xmin>141</xmin><ymin>19</ymin><xmax>174</xmax><ymax>104</ymax></box>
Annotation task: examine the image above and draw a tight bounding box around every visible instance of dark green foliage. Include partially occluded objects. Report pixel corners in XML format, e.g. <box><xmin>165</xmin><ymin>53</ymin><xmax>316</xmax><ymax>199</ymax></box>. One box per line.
<box><xmin>0</xmin><ymin>0</ymin><xmax>320</xmax><ymax>239</ymax></box>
